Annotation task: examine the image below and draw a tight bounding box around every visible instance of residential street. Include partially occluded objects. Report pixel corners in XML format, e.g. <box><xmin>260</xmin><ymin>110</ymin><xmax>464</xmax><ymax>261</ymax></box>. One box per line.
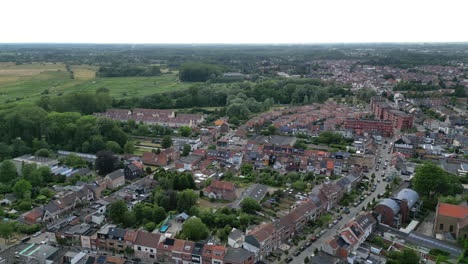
<box><xmin>285</xmin><ymin>141</ymin><xmax>396</xmax><ymax>264</ymax></box>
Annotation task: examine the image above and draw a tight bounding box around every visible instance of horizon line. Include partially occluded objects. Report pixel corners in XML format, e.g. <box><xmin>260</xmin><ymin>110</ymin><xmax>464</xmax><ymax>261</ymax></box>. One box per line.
<box><xmin>1</xmin><ymin>41</ymin><xmax>468</xmax><ymax>45</ymax></box>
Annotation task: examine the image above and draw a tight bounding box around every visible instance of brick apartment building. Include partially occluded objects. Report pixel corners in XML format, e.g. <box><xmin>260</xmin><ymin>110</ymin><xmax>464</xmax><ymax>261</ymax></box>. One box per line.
<box><xmin>344</xmin><ymin>119</ymin><xmax>394</xmax><ymax>137</ymax></box>
<box><xmin>370</xmin><ymin>96</ymin><xmax>414</xmax><ymax>130</ymax></box>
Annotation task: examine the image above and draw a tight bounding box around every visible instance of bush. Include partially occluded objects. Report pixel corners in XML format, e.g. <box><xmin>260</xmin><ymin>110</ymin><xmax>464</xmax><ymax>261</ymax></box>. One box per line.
<box><xmin>145</xmin><ymin>222</ymin><xmax>156</xmax><ymax>232</ymax></box>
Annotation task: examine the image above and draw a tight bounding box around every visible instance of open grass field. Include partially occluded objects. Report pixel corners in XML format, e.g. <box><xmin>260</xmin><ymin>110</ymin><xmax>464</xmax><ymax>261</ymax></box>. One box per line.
<box><xmin>70</xmin><ymin>73</ymin><xmax>192</xmax><ymax>99</ymax></box>
<box><xmin>0</xmin><ymin>62</ymin><xmax>192</xmax><ymax>104</ymax></box>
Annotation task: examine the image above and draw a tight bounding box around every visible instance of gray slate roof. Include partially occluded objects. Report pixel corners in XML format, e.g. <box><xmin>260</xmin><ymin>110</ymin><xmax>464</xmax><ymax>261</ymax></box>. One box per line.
<box><xmin>396</xmin><ymin>188</ymin><xmax>419</xmax><ymax>208</ymax></box>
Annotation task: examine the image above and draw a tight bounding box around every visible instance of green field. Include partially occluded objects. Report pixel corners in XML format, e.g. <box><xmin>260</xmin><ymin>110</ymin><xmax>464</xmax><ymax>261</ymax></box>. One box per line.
<box><xmin>0</xmin><ymin>62</ymin><xmax>192</xmax><ymax>104</ymax></box>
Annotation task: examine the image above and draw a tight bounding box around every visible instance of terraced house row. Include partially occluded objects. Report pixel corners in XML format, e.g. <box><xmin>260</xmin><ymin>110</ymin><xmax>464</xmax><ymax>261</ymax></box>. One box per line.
<box><xmin>55</xmin><ymin>223</ymin><xmax>255</xmax><ymax>264</ymax></box>
<box><xmin>238</xmin><ymin>169</ymin><xmax>363</xmax><ymax>261</ymax></box>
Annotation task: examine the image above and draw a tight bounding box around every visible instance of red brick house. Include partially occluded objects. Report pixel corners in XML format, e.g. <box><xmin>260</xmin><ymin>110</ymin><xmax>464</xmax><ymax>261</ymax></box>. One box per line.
<box><xmin>203</xmin><ymin>180</ymin><xmax>237</xmax><ymax>201</ymax></box>
<box><xmin>142</xmin><ymin>148</ymin><xmax>180</xmax><ymax>167</ymax></box>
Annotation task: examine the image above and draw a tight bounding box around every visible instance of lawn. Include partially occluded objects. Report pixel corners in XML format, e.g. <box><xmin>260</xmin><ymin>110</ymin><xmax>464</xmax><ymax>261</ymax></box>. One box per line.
<box><xmin>0</xmin><ymin>62</ymin><xmax>193</xmax><ymax>104</ymax></box>
<box><xmin>67</xmin><ymin>73</ymin><xmax>193</xmax><ymax>99</ymax></box>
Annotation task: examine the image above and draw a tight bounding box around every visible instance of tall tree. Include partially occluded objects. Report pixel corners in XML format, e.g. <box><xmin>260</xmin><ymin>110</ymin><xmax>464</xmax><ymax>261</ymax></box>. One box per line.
<box><xmin>0</xmin><ymin>160</ymin><xmax>17</xmax><ymax>183</ymax></box>
<box><xmin>13</xmin><ymin>179</ymin><xmax>32</xmax><ymax>199</ymax></box>
<box><xmin>178</xmin><ymin>126</ymin><xmax>192</xmax><ymax>137</ymax></box>
<box><xmin>177</xmin><ymin>189</ymin><xmax>198</xmax><ymax>213</ymax></box>
<box><xmin>108</xmin><ymin>200</ymin><xmax>128</xmax><ymax>224</ymax></box>
<box><xmin>240</xmin><ymin>197</ymin><xmax>261</xmax><ymax>214</ymax></box>
<box><xmin>161</xmin><ymin>136</ymin><xmax>173</xmax><ymax>149</ymax></box>
<box><xmin>180</xmin><ymin>217</ymin><xmax>209</xmax><ymax>241</ymax></box>
<box><xmin>412</xmin><ymin>162</ymin><xmax>462</xmax><ymax>199</ymax></box>
<box><xmin>95</xmin><ymin>150</ymin><xmax>117</xmax><ymax>175</ymax></box>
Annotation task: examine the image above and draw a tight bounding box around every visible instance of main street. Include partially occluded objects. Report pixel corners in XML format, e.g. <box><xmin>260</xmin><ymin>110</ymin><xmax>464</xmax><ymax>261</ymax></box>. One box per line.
<box><xmin>286</xmin><ymin>141</ymin><xmax>395</xmax><ymax>264</ymax></box>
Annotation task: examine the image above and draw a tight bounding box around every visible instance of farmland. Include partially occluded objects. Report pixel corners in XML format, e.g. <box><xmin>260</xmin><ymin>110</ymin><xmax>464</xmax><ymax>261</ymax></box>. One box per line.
<box><xmin>0</xmin><ymin>62</ymin><xmax>191</xmax><ymax>103</ymax></box>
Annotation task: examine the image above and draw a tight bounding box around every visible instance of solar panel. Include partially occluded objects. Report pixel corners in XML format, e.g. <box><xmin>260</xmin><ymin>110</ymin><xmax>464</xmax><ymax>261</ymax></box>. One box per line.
<box><xmin>97</xmin><ymin>255</ymin><xmax>107</xmax><ymax>264</ymax></box>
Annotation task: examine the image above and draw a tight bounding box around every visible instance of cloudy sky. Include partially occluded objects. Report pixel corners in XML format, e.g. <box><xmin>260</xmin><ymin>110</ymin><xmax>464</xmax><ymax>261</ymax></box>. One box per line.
<box><xmin>1</xmin><ymin>0</ymin><xmax>466</xmax><ymax>43</ymax></box>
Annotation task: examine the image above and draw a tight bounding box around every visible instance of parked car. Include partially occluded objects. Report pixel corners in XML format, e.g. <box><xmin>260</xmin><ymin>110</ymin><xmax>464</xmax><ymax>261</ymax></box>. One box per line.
<box><xmin>294</xmin><ymin>251</ymin><xmax>301</xmax><ymax>256</ymax></box>
<box><xmin>286</xmin><ymin>257</ymin><xmax>293</xmax><ymax>263</ymax></box>
<box><xmin>311</xmin><ymin>235</ymin><xmax>318</xmax><ymax>241</ymax></box>
<box><xmin>305</xmin><ymin>241</ymin><xmax>312</xmax><ymax>247</ymax></box>
<box><xmin>344</xmin><ymin>208</ymin><xmax>350</xmax><ymax>214</ymax></box>
<box><xmin>337</xmin><ymin>215</ymin><xmax>343</xmax><ymax>220</ymax></box>
<box><xmin>332</xmin><ymin>220</ymin><xmax>339</xmax><ymax>225</ymax></box>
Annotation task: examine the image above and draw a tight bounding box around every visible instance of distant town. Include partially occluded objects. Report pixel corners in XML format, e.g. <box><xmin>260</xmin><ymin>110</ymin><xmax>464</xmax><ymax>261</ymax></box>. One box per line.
<box><xmin>0</xmin><ymin>44</ymin><xmax>466</xmax><ymax>264</ymax></box>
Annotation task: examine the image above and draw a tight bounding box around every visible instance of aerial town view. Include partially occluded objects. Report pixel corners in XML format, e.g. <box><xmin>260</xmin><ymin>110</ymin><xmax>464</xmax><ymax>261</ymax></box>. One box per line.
<box><xmin>0</xmin><ymin>1</ymin><xmax>467</xmax><ymax>264</ymax></box>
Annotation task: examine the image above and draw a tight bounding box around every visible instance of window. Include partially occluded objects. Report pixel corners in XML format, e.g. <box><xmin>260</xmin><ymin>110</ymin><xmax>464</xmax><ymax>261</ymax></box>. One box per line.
<box><xmin>440</xmin><ymin>223</ymin><xmax>444</xmax><ymax>230</ymax></box>
<box><xmin>150</xmin><ymin>249</ymin><xmax>154</xmax><ymax>253</ymax></box>
<box><xmin>450</xmin><ymin>225</ymin><xmax>454</xmax><ymax>232</ymax></box>
<box><xmin>138</xmin><ymin>247</ymin><xmax>141</xmax><ymax>251</ymax></box>
<box><xmin>150</xmin><ymin>255</ymin><xmax>155</xmax><ymax>259</ymax></box>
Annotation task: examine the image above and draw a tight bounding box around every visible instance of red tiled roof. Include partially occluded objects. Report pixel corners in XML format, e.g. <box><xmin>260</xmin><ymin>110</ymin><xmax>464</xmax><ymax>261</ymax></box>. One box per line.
<box><xmin>249</xmin><ymin>223</ymin><xmax>275</xmax><ymax>243</ymax></box>
<box><xmin>438</xmin><ymin>203</ymin><xmax>468</xmax><ymax>219</ymax></box>
<box><xmin>209</xmin><ymin>180</ymin><xmax>235</xmax><ymax>191</ymax></box>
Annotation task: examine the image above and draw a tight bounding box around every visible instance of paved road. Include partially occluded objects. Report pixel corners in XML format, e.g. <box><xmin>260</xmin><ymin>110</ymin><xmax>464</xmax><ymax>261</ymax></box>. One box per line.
<box><xmin>286</xmin><ymin>142</ymin><xmax>395</xmax><ymax>264</ymax></box>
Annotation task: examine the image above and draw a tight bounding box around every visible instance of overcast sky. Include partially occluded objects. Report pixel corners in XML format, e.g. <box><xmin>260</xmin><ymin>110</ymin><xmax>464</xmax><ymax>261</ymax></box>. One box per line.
<box><xmin>1</xmin><ymin>0</ymin><xmax>467</xmax><ymax>44</ymax></box>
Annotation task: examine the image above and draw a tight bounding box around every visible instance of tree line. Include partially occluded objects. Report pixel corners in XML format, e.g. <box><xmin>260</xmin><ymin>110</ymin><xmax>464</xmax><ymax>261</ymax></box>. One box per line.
<box><xmin>98</xmin><ymin>64</ymin><xmax>161</xmax><ymax>77</ymax></box>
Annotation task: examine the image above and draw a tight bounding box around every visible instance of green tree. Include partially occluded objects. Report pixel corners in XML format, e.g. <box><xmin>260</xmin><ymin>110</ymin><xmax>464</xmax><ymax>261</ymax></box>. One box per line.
<box><xmin>162</xmin><ymin>136</ymin><xmax>173</xmax><ymax>149</ymax></box>
<box><xmin>95</xmin><ymin>150</ymin><xmax>117</xmax><ymax>175</ymax></box>
<box><xmin>34</xmin><ymin>148</ymin><xmax>51</xmax><ymax>158</ymax></box>
<box><xmin>108</xmin><ymin>200</ymin><xmax>128</xmax><ymax>224</ymax></box>
<box><xmin>152</xmin><ymin>206</ymin><xmax>167</xmax><ymax>224</ymax></box>
<box><xmin>63</xmin><ymin>154</ymin><xmax>87</xmax><ymax>168</ymax></box>
<box><xmin>240</xmin><ymin>164</ymin><xmax>253</xmax><ymax>175</ymax></box>
<box><xmin>387</xmin><ymin>249</ymin><xmax>420</xmax><ymax>264</ymax></box>
<box><xmin>180</xmin><ymin>217</ymin><xmax>209</xmax><ymax>241</ymax></box>
<box><xmin>0</xmin><ymin>160</ymin><xmax>17</xmax><ymax>183</ymax></box>
<box><xmin>240</xmin><ymin>197</ymin><xmax>261</xmax><ymax>214</ymax></box>
<box><xmin>13</xmin><ymin>179</ymin><xmax>32</xmax><ymax>200</ymax></box>
<box><xmin>179</xmin><ymin>126</ymin><xmax>192</xmax><ymax>137</ymax></box>
<box><xmin>291</xmin><ymin>180</ymin><xmax>307</xmax><ymax>191</ymax></box>
<box><xmin>177</xmin><ymin>189</ymin><xmax>198</xmax><ymax>213</ymax></box>
<box><xmin>145</xmin><ymin>222</ymin><xmax>156</xmax><ymax>232</ymax></box>
<box><xmin>124</xmin><ymin>141</ymin><xmax>135</xmax><ymax>154</ymax></box>
<box><xmin>0</xmin><ymin>222</ymin><xmax>14</xmax><ymax>243</ymax></box>
<box><xmin>105</xmin><ymin>141</ymin><xmax>122</xmax><ymax>154</ymax></box>
<box><xmin>182</xmin><ymin>144</ymin><xmax>191</xmax><ymax>156</ymax></box>
<box><xmin>413</xmin><ymin>162</ymin><xmax>462</xmax><ymax>200</ymax></box>
<box><xmin>267</xmin><ymin>125</ymin><xmax>277</xmax><ymax>135</ymax></box>
<box><xmin>123</xmin><ymin>211</ymin><xmax>136</xmax><ymax>228</ymax></box>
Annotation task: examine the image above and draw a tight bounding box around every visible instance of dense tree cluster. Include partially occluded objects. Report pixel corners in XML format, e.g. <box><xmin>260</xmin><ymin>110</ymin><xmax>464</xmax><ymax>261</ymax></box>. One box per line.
<box><xmin>37</xmin><ymin>90</ymin><xmax>112</xmax><ymax>115</ymax></box>
<box><xmin>114</xmin><ymin>79</ymin><xmax>350</xmax><ymax>119</ymax></box>
<box><xmin>107</xmin><ymin>200</ymin><xmax>167</xmax><ymax>229</ymax></box>
<box><xmin>179</xmin><ymin>62</ymin><xmax>222</xmax><ymax>82</ymax></box>
<box><xmin>0</xmin><ymin>103</ymin><xmax>128</xmax><ymax>161</ymax></box>
<box><xmin>412</xmin><ymin>162</ymin><xmax>463</xmax><ymax>209</ymax></box>
<box><xmin>98</xmin><ymin>64</ymin><xmax>161</xmax><ymax>77</ymax></box>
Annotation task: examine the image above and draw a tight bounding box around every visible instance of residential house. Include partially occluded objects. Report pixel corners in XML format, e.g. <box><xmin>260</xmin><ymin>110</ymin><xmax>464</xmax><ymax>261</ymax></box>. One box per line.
<box><xmin>133</xmin><ymin>231</ymin><xmax>162</xmax><ymax>261</ymax></box>
<box><xmin>323</xmin><ymin>212</ymin><xmax>377</xmax><ymax>259</ymax></box>
<box><xmin>243</xmin><ymin>223</ymin><xmax>277</xmax><ymax>261</ymax></box>
<box><xmin>104</xmin><ymin>169</ymin><xmax>125</xmax><ymax>189</ymax></box>
<box><xmin>142</xmin><ymin>148</ymin><xmax>180</xmax><ymax>167</ymax></box>
<box><xmin>434</xmin><ymin>203</ymin><xmax>468</xmax><ymax>240</ymax></box>
<box><xmin>124</xmin><ymin>161</ymin><xmax>144</xmax><ymax>180</ymax></box>
<box><xmin>204</xmin><ymin>180</ymin><xmax>237</xmax><ymax>201</ymax></box>
<box><xmin>224</xmin><ymin>247</ymin><xmax>255</xmax><ymax>264</ymax></box>
<box><xmin>175</xmin><ymin>154</ymin><xmax>203</xmax><ymax>171</ymax></box>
